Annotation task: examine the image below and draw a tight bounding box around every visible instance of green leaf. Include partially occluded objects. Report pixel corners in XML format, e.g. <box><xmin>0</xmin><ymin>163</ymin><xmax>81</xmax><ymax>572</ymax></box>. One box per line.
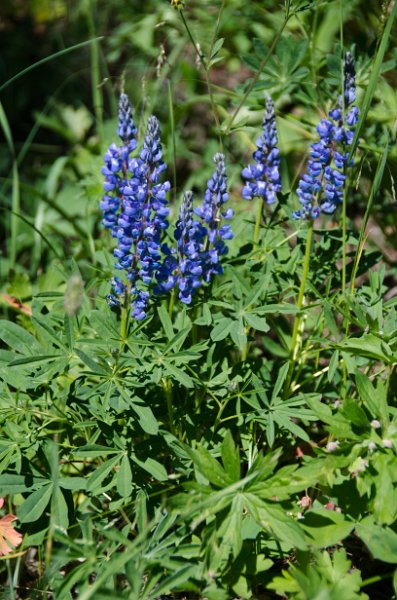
<box><xmin>116</xmin><ymin>455</ymin><xmax>133</xmax><ymax>498</ymax></box>
<box><xmin>301</xmin><ymin>509</ymin><xmax>354</xmax><ymax>549</ymax></box>
<box><xmin>131</xmin><ymin>402</ymin><xmax>159</xmax><ymax>435</ymax></box>
<box><xmin>86</xmin><ymin>455</ymin><xmax>121</xmax><ymax>493</ymax></box>
<box><xmin>157</xmin><ymin>305</ymin><xmax>174</xmax><ymax>340</ymax></box>
<box><xmin>356</xmin><ymin>372</ymin><xmax>388</xmax><ymax>423</ymax></box>
<box><xmin>0</xmin><ymin>321</ymin><xmax>41</xmax><ymax>354</ymax></box>
<box><xmin>356</xmin><ymin>517</ymin><xmax>397</xmax><ymax>564</ymax></box>
<box><xmin>211</xmin><ymin>318</ymin><xmax>234</xmax><ymax>342</ymax></box>
<box><xmin>164</xmin><ymin>362</ymin><xmax>194</xmax><ymax>388</ymax></box>
<box><xmin>18</xmin><ymin>483</ymin><xmax>54</xmax><ymax>523</ymax></box>
<box><xmin>342</xmin><ymin>400</ymin><xmax>369</xmax><ymax>428</ymax></box>
<box><xmin>72</xmin><ymin>445</ymin><xmax>120</xmax><ymax>458</ymax></box>
<box><xmin>51</xmin><ymin>486</ymin><xmax>69</xmax><ymax>530</ymax></box>
<box><xmin>132</xmin><ymin>456</ymin><xmax>168</xmax><ymax>481</ymax></box>
<box><xmin>0</xmin><ymin>474</ymin><xmax>44</xmax><ymax>495</ymax></box>
<box><xmin>75</xmin><ymin>349</ymin><xmax>109</xmax><ymax>375</ymax></box>
<box><xmin>244</xmin><ymin>313</ymin><xmax>270</xmax><ymax>332</ymax></box>
<box><xmin>186</xmin><ymin>445</ymin><xmax>233</xmax><ymax>488</ymax></box>
<box><xmin>230</xmin><ymin>319</ymin><xmax>247</xmax><ymax>351</ymax></box>
<box><xmin>221</xmin><ymin>430</ymin><xmax>240</xmax><ymax>482</ymax></box>
<box><xmin>335</xmin><ymin>333</ymin><xmax>393</xmax><ymax>363</ymax></box>
<box><xmin>272</xmin><ymin>362</ymin><xmax>290</xmax><ymax>401</ymax></box>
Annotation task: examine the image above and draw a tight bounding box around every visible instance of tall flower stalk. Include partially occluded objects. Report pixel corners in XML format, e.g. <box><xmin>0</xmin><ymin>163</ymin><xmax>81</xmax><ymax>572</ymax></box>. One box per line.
<box><xmin>293</xmin><ymin>53</ymin><xmax>359</xmax><ymax>220</ymax></box>
<box><xmin>101</xmin><ymin>95</ymin><xmax>170</xmax><ymax>320</ymax></box>
<box><xmin>156</xmin><ymin>153</ymin><xmax>233</xmax><ymax>306</ymax></box>
<box><xmin>241</xmin><ymin>97</ymin><xmax>282</xmax><ymax>246</ymax></box>
<box><xmin>285</xmin><ymin>54</ymin><xmax>359</xmax><ymax>396</ymax></box>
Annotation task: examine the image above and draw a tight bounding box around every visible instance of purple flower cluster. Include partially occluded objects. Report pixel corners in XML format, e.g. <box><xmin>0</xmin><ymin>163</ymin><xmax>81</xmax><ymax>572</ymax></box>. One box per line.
<box><xmin>100</xmin><ymin>95</ymin><xmax>234</xmax><ymax>317</ymax></box>
<box><xmin>155</xmin><ymin>153</ymin><xmax>233</xmax><ymax>305</ymax></box>
<box><xmin>100</xmin><ymin>93</ymin><xmax>137</xmax><ymax>235</ymax></box>
<box><xmin>100</xmin><ymin>95</ymin><xmax>170</xmax><ymax>320</ymax></box>
<box><xmin>242</xmin><ymin>97</ymin><xmax>282</xmax><ymax>205</ymax></box>
<box><xmin>293</xmin><ymin>53</ymin><xmax>359</xmax><ymax>220</ymax></box>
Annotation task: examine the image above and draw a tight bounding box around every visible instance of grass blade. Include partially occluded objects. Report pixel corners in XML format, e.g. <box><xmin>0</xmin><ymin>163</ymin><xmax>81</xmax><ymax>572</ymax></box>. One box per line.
<box><xmin>0</xmin><ymin>38</ymin><xmax>103</xmax><ymax>93</ymax></box>
<box><xmin>349</xmin><ymin>1</ymin><xmax>397</xmax><ymax>158</ymax></box>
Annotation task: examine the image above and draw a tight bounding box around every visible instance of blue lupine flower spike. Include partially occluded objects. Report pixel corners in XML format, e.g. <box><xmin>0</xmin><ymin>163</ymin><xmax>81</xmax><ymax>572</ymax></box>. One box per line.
<box><xmin>156</xmin><ymin>155</ymin><xmax>233</xmax><ymax>305</ymax></box>
<box><xmin>100</xmin><ymin>100</ymin><xmax>171</xmax><ymax>319</ymax></box>
<box><xmin>100</xmin><ymin>94</ymin><xmax>137</xmax><ymax>236</ymax></box>
<box><xmin>293</xmin><ymin>53</ymin><xmax>359</xmax><ymax>220</ymax></box>
<box><xmin>197</xmin><ymin>152</ymin><xmax>233</xmax><ymax>284</ymax></box>
<box><xmin>175</xmin><ymin>191</ymin><xmax>207</xmax><ymax>304</ymax></box>
<box><xmin>242</xmin><ymin>97</ymin><xmax>282</xmax><ymax>205</ymax></box>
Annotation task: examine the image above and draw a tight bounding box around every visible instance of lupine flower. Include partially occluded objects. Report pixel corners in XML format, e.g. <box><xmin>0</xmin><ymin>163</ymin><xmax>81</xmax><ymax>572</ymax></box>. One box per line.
<box><xmin>242</xmin><ymin>97</ymin><xmax>282</xmax><ymax>205</ymax></box>
<box><xmin>100</xmin><ymin>94</ymin><xmax>171</xmax><ymax>320</ymax></box>
<box><xmin>155</xmin><ymin>154</ymin><xmax>233</xmax><ymax>305</ymax></box>
<box><xmin>197</xmin><ymin>152</ymin><xmax>233</xmax><ymax>283</ymax></box>
<box><xmin>101</xmin><ymin>96</ymin><xmax>233</xmax><ymax>317</ymax></box>
<box><xmin>110</xmin><ymin>115</ymin><xmax>171</xmax><ymax>319</ymax></box>
<box><xmin>0</xmin><ymin>498</ymin><xmax>22</xmax><ymax>556</ymax></box>
<box><xmin>156</xmin><ymin>191</ymin><xmax>207</xmax><ymax>304</ymax></box>
<box><xmin>294</xmin><ymin>52</ymin><xmax>359</xmax><ymax>220</ymax></box>
<box><xmin>100</xmin><ymin>93</ymin><xmax>137</xmax><ymax>236</ymax></box>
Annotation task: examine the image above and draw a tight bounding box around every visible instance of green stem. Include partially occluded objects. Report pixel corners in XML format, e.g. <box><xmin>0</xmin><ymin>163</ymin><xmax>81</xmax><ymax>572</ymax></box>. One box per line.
<box><xmin>341</xmin><ymin>184</ymin><xmax>347</xmax><ymax>292</ymax></box>
<box><xmin>167</xmin><ymin>80</ymin><xmax>177</xmax><ymax>203</ymax></box>
<box><xmin>225</xmin><ymin>15</ymin><xmax>289</xmax><ymax>135</ymax></box>
<box><xmin>6</xmin><ymin>560</ymin><xmax>16</xmax><ymax>600</ymax></box>
<box><xmin>168</xmin><ymin>287</ymin><xmax>176</xmax><ymax>318</ymax></box>
<box><xmin>119</xmin><ymin>304</ymin><xmax>129</xmax><ymax>354</ymax></box>
<box><xmin>253</xmin><ymin>198</ymin><xmax>264</xmax><ymax>248</ymax></box>
<box><xmin>179</xmin><ymin>11</ymin><xmax>223</xmax><ymax>148</ymax></box>
<box><xmin>284</xmin><ymin>220</ymin><xmax>314</xmax><ymax>397</ymax></box>
<box><xmin>163</xmin><ymin>378</ymin><xmax>176</xmax><ymax>436</ymax></box>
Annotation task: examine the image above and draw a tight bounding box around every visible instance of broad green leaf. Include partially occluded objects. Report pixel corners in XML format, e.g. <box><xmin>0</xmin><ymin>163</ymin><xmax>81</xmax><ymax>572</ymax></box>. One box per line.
<box><xmin>75</xmin><ymin>349</ymin><xmax>109</xmax><ymax>375</ymax></box>
<box><xmin>272</xmin><ymin>362</ymin><xmax>290</xmax><ymax>401</ymax></box>
<box><xmin>72</xmin><ymin>445</ymin><xmax>119</xmax><ymax>458</ymax></box>
<box><xmin>0</xmin><ymin>474</ymin><xmax>44</xmax><ymax>495</ymax></box>
<box><xmin>342</xmin><ymin>400</ymin><xmax>369</xmax><ymax>428</ymax></box>
<box><xmin>185</xmin><ymin>445</ymin><xmax>233</xmax><ymax>488</ymax></box>
<box><xmin>130</xmin><ymin>402</ymin><xmax>159</xmax><ymax>435</ymax></box>
<box><xmin>301</xmin><ymin>509</ymin><xmax>354</xmax><ymax>549</ymax></box>
<box><xmin>230</xmin><ymin>319</ymin><xmax>247</xmax><ymax>351</ymax></box>
<box><xmin>356</xmin><ymin>517</ymin><xmax>397</xmax><ymax>564</ymax></box>
<box><xmin>164</xmin><ymin>362</ymin><xmax>194</xmax><ymax>388</ymax></box>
